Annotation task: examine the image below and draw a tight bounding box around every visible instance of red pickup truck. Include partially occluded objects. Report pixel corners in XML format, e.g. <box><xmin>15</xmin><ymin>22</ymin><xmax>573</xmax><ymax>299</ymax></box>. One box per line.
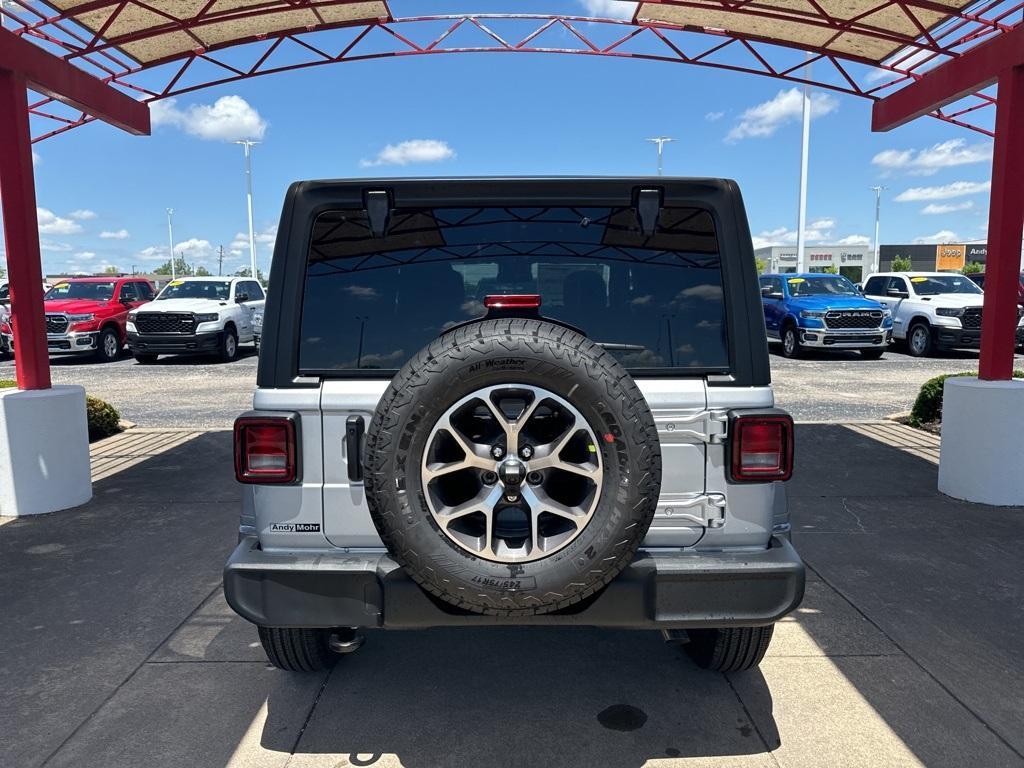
<box><xmin>0</xmin><ymin>276</ymin><xmax>155</xmax><ymax>362</ymax></box>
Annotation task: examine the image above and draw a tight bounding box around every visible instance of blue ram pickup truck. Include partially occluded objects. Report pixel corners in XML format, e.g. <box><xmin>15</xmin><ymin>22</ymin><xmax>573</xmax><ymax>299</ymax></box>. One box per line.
<box><xmin>759</xmin><ymin>273</ymin><xmax>893</xmax><ymax>359</ymax></box>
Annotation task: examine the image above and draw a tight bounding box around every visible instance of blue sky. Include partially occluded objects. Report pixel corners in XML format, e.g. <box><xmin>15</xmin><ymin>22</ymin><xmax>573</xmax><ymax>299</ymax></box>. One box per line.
<box><xmin>6</xmin><ymin>0</ymin><xmax>998</xmax><ymax>277</ymax></box>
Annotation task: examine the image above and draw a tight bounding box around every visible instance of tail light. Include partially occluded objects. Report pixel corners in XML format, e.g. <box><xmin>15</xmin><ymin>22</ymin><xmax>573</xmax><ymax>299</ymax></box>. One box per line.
<box><xmin>730</xmin><ymin>414</ymin><xmax>794</xmax><ymax>482</ymax></box>
<box><xmin>234</xmin><ymin>415</ymin><xmax>298</xmax><ymax>484</ymax></box>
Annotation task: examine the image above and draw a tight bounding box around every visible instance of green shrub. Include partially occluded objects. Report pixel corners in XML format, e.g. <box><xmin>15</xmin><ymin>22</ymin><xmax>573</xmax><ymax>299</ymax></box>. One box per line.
<box><xmin>910</xmin><ymin>370</ymin><xmax>1024</xmax><ymax>427</ymax></box>
<box><xmin>0</xmin><ymin>379</ymin><xmax>15</xmax><ymax>389</ymax></box>
<box><xmin>86</xmin><ymin>395</ymin><xmax>122</xmax><ymax>441</ymax></box>
<box><xmin>891</xmin><ymin>256</ymin><xmax>913</xmax><ymax>272</ymax></box>
<box><xmin>961</xmin><ymin>261</ymin><xmax>984</xmax><ymax>275</ymax></box>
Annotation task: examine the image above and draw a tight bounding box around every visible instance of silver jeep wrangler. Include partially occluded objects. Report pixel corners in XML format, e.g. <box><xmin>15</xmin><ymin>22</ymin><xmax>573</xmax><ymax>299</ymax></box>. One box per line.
<box><xmin>224</xmin><ymin>178</ymin><xmax>804</xmax><ymax>673</ymax></box>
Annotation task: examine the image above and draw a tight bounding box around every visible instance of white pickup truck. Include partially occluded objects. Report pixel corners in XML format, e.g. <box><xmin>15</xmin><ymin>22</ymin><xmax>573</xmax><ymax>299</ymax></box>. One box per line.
<box><xmin>863</xmin><ymin>271</ymin><xmax>1024</xmax><ymax>356</ymax></box>
<box><xmin>126</xmin><ymin>276</ymin><xmax>265</xmax><ymax>363</ymax></box>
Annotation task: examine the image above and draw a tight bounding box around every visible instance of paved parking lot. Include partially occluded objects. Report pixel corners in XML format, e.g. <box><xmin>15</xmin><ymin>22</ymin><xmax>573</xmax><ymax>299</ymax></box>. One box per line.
<box><xmin>2</xmin><ymin>424</ymin><xmax>1022</xmax><ymax>768</ymax></box>
<box><xmin>3</xmin><ymin>345</ymin><xmax>1021</xmax><ymax>427</ymax></box>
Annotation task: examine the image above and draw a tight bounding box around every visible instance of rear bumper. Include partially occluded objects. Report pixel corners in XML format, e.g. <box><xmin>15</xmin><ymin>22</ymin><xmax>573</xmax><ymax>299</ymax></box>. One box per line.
<box><xmin>127</xmin><ymin>330</ymin><xmax>221</xmax><ymax>354</ymax></box>
<box><xmin>223</xmin><ymin>535</ymin><xmax>806</xmax><ymax>629</ymax></box>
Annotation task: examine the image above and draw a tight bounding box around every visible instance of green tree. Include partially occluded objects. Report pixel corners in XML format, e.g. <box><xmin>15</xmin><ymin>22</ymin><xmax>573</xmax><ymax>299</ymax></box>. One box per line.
<box><xmin>234</xmin><ymin>266</ymin><xmax>267</xmax><ymax>285</ymax></box>
<box><xmin>755</xmin><ymin>257</ymin><xmax>768</xmax><ymax>274</ymax></box>
<box><xmin>102</xmin><ymin>265</ymin><xmax>120</xmax><ymax>275</ymax></box>
<box><xmin>195</xmin><ymin>266</ymin><xmax>212</xmax><ymax>276</ymax></box>
<box><xmin>891</xmin><ymin>255</ymin><xmax>913</xmax><ymax>272</ymax></box>
<box><xmin>820</xmin><ymin>265</ymin><xmax>838</xmax><ymax>274</ymax></box>
<box><xmin>961</xmin><ymin>261</ymin><xmax>984</xmax><ymax>275</ymax></box>
<box><xmin>153</xmin><ymin>257</ymin><xmax>194</xmax><ymax>277</ymax></box>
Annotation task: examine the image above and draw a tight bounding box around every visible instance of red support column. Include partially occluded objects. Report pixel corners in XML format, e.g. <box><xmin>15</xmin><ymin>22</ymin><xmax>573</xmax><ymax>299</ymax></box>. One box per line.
<box><xmin>0</xmin><ymin>70</ymin><xmax>51</xmax><ymax>390</ymax></box>
<box><xmin>978</xmin><ymin>64</ymin><xmax>1024</xmax><ymax>381</ymax></box>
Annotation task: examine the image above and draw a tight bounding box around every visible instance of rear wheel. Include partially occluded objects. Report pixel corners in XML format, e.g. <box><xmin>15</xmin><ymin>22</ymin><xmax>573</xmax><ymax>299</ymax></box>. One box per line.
<box><xmin>859</xmin><ymin>348</ymin><xmax>885</xmax><ymax>360</ymax></box>
<box><xmin>258</xmin><ymin>626</ymin><xmax>336</xmax><ymax>672</ymax></box>
<box><xmin>907</xmin><ymin>322</ymin><xmax>932</xmax><ymax>357</ymax></box>
<box><xmin>781</xmin><ymin>324</ymin><xmax>802</xmax><ymax>359</ymax></box>
<box><xmin>95</xmin><ymin>327</ymin><xmax>121</xmax><ymax>363</ymax></box>
<box><xmin>685</xmin><ymin>626</ymin><xmax>774</xmax><ymax>672</ymax></box>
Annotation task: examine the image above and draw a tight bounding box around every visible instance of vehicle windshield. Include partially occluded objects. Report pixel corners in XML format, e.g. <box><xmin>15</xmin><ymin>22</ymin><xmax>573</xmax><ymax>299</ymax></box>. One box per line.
<box><xmin>300</xmin><ymin>205</ymin><xmax>729</xmax><ymax>373</ymax></box>
<box><xmin>787</xmin><ymin>275</ymin><xmax>859</xmax><ymax>297</ymax></box>
<box><xmin>911</xmin><ymin>275</ymin><xmax>983</xmax><ymax>296</ymax></box>
<box><xmin>157</xmin><ymin>280</ymin><xmax>231</xmax><ymax>301</ymax></box>
<box><xmin>44</xmin><ymin>281</ymin><xmax>116</xmax><ymax>301</ymax></box>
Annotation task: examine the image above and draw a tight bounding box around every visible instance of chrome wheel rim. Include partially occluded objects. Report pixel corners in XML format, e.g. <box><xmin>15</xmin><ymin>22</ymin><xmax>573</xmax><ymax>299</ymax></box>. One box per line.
<box><xmin>784</xmin><ymin>330</ymin><xmax>796</xmax><ymax>355</ymax></box>
<box><xmin>104</xmin><ymin>333</ymin><xmax>119</xmax><ymax>358</ymax></box>
<box><xmin>421</xmin><ymin>384</ymin><xmax>603</xmax><ymax>563</ymax></box>
<box><xmin>226</xmin><ymin>334</ymin><xmax>236</xmax><ymax>357</ymax></box>
<box><xmin>911</xmin><ymin>328</ymin><xmax>927</xmax><ymax>354</ymax></box>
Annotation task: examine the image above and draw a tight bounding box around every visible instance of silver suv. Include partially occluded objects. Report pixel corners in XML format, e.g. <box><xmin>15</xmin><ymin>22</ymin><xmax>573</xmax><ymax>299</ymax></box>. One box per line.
<box><xmin>224</xmin><ymin>178</ymin><xmax>804</xmax><ymax>673</ymax></box>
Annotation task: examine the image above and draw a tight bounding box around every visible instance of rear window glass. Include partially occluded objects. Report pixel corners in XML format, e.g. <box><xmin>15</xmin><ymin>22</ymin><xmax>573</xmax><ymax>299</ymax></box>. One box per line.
<box><xmin>299</xmin><ymin>206</ymin><xmax>728</xmax><ymax>374</ymax></box>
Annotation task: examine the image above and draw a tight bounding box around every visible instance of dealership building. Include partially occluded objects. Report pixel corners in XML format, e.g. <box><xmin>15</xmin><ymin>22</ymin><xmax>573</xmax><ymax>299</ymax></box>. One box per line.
<box><xmin>755</xmin><ymin>245</ymin><xmax>873</xmax><ymax>283</ymax></box>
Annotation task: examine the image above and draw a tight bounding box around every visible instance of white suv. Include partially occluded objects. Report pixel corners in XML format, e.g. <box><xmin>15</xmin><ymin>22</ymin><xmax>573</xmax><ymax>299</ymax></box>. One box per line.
<box><xmin>223</xmin><ymin>177</ymin><xmax>805</xmax><ymax>675</ymax></box>
<box><xmin>863</xmin><ymin>271</ymin><xmax>1003</xmax><ymax>357</ymax></box>
<box><xmin>126</xmin><ymin>276</ymin><xmax>265</xmax><ymax>363</ymax></box>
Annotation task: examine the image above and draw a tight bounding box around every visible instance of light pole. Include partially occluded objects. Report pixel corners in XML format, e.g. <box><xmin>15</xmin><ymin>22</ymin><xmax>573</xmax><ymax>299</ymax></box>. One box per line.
<box><xmin>235</xmin><ymin>140</ymin><xmax>260</xmax><ymax>281</ymax></box>
<box><xmin>795</xmin><ymin>52</ymin><xmax>812</xmax><ymax>274</ymax></box>
<box><xmin>646</xmin><ymin>137</ymin><xmax>674</xmax><ymax>176</ymax></box>
<box><xmin>165</xmin><ymin>208</ymin><xmax>176</xmax><ymax>280</ymax></box>
<box><xmin>870</xmin><ymin>186</ymin><xmax>887</xmax><ymax>274</ymax></box>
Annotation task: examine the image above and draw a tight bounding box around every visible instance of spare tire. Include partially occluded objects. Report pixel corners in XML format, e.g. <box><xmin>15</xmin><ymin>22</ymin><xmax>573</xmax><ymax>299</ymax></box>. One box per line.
<box><xmin>364</xmin><ymin>318</ymin><xmax>661</xmax><ymax>616</ymax></box>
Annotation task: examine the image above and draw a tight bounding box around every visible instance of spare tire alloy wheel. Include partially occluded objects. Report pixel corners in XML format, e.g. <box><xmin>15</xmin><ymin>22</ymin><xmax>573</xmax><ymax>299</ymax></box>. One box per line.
<box><xmin>364</xmin><ymin>319</ymin><xmax>662</xmax><ymax>617</ymax></box>
<box><xmin>422</xmin><ymin>384</ymin><xmax>602</xmax><ymax>563</ymax></box>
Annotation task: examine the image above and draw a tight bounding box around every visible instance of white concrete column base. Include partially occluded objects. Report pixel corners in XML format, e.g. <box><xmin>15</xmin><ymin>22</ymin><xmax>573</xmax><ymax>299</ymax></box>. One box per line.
<box><xmin>938</xmin><ymin>376</ymin><xmax>1024</xmax><ymax>506</ymax></box>
<box><xmin>0</xmin><ymin>385</ymin><xmax>92</xmax><ymax>516</ymax></box>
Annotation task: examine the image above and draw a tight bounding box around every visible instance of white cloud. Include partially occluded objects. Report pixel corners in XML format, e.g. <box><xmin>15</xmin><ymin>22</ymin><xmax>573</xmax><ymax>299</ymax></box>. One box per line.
<box><xmin>836</xmin><ymin>234</ymin><xmax>871</xmax><ymax>246</ymax></box>
<box><xmin>705</xmin><ymin>111</ymin><xmax>725</xmax><ymax>122</ymax></box>
<box><xmin>32</xmin><ymin>150</ymin><xmax>41</xmax><ymax>166</ymax></box>
<box><xmin>100</xmin><ymin>229</ymin><xmax>130</xmax><ymax>240</ymax></box>
<box><xmin>895</xmin><ymin>180</ymin><xmax>990</xmax><ymax>202</ymax></box>
<box><xmin>578</xmin><ymin>0</ymin><xmax>637</xmax><ymax>18</ymax></box>
<box><xmin>360</xmin><ymin>139</ymin><xmax>455</xmax><ymax>167</ymax></box>
<box><xmin>921</xmin><ymin>201</ymin><xmax>974</xmax><ymax>215</ymax></box>
<box><xmin>913</xmin><ymin>230</ymin><xmax>960</xmax><ymax>244</ymax></box>
<box><xmin>872</xmin><ymin>139</ymin><xmax>992</xmax><ymax>176</ymax></box>
<box><xmin>229</xmin><ymin>224</ymin><xmax>277</xmax><ymax>256</ymax></box>
<box><xmin>69</xmin><ymin>209</ymin><xmax>97</xmax><ymax>221</ymax></box>
<box><xmin>37</xmin><ymin>208</ymin><xmax>83</xmax><ymax>235</ymax></box>
<box><xmin>751</xmin><ymin>218</ymin><xmax>838</xmax><ymax>248</ymax></box>
<box><xmin>39</xmin><ymin>239</ymin><xmax>73</xmax><ymax>252</ymax></box>
<box><xmin>726</xmin><ymin>88</ymin><xmax>838</xmax><ymax>142</ymax></box>
<box><xmin>74</xmin><ymin>251</ymin><xmax>97</xmax><ymax>259</ymax></box>
<box><xmin>152</xmin><ymin>95</ymin><xmax>267</xmax><ymax>142</ymax></box>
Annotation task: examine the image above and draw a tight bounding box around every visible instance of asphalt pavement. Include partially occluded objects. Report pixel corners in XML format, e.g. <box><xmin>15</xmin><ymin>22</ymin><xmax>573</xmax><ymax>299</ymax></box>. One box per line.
<box><xmin>1</xmin><ymin>344</ymin><xmax>1020</xmax><ymax>428</ymax></box>
<box><xmin>2</xmin><ymin>424</ymin><xmax>1022</xmax><ymax>768</ymax></box>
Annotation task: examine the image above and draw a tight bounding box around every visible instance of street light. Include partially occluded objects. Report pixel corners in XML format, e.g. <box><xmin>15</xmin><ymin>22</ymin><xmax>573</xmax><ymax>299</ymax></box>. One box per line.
<box><xmin>165</xmin><ymin>208</ymin><xmax>176</xmax><ymax>280</ymax></box>
<box><xmin>795</xmin><ymin>52</ymin><xmax>813</xmax><ymax>274</ymax></box>
<box><xmin>870</xmin><ymin>186</ymin><xmax>888</xmax><ymax>274</ymax></box>
<box><xmin>235</xmin><ymin>140</ymin><xmax>260</xmax><ymax>281</ymax></box>
<box><xmin>646</xmin><ymin>137</ymin><xmax>674</xmax><ymax>176</ymax></box>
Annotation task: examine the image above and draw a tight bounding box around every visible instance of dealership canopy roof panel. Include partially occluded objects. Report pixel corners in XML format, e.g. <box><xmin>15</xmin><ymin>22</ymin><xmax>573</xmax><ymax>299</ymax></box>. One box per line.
<box><xmin>39</xmin><ymin>1</ymin><xmax>391</xmax><ymax>64</ymax></box>
<box><xmin>636</xmin><ymin>0</ymin><xmax>977</xmax><ymax>63</ymax></box>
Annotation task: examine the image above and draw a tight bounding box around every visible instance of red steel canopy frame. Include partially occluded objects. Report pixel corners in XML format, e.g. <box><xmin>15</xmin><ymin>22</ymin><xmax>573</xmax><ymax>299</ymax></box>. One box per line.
<box><xmin>0</xmin><ymin>27</ymin><xmax>149</xmax><ymax>390</ymax></box>
<box><xmin>1</xmin><ymin>5</ymin><xmax>1020</xmax><ymax>140</ymax></box>
<box><xmin>0</xmin><ymin>1</ymin><xmax>1020</xmax><ymax>390</ymax></box>
<box><xmin>874</xmin><ymin>23</ymin><xmax>1024</xmax><ymax>380</ymax></box>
